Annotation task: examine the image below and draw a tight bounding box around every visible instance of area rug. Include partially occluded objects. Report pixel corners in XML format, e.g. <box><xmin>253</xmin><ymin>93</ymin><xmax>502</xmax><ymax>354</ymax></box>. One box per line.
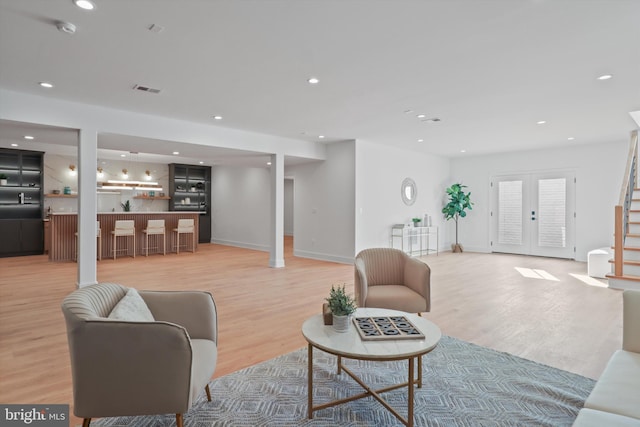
<box><xmin>92</xmin><ymin>336</ymin><xmax>594</xmax><ymax>426</ymax></box>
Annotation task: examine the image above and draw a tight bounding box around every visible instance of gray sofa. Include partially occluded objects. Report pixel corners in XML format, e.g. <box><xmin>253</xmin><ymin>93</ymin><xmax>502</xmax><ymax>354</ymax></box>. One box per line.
<box><xmin>573</xmin><ymin>290</ymin><xmax>640</xmax><ymax>426</ymax></box>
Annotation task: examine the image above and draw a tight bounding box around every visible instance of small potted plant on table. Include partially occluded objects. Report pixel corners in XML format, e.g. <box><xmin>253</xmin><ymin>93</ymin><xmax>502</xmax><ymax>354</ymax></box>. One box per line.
<box><xmin>326</xmin><ymin>284</ymin><xmax>357</xmax><ymax>333</ymax></box>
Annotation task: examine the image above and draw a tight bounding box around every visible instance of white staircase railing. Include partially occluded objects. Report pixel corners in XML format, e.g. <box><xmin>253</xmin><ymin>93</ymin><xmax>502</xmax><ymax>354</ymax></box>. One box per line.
<box><xmin>614</xmin><ymin>130</ymin><xmax>639</xmax><ymax>276</ymax></box>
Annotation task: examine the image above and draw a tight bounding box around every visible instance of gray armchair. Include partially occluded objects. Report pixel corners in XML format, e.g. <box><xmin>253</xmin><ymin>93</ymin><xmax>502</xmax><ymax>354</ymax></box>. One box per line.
<box><xmin>354</xmin><ymin>248</ymin><xmax>431</xmax><ymax>314</ymax></box>
<box><xmin>61</xmin><ymin>283</ymin><xmax>218</xmax><ymax>427</ymax></box>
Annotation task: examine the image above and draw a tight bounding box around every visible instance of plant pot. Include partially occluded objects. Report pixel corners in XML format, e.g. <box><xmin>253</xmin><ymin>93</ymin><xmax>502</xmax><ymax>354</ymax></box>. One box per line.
<box><xmin>332</xmin><ymin>314</ymin><xmax>351</xmax><ymax>333</ymax></box>
<box><xmin>0</xmin><ymin>179</ymin><xmax>6</xmax><ymax>186</ymax></box>
<box><xmin>452</xmin><ymin>243</ymin><xmax>464</xmax><ymax>253</ymax></box>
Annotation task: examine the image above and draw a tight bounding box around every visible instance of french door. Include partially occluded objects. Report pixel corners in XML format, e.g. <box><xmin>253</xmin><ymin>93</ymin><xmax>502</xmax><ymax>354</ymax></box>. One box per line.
<box><xmin>491</xmin><ymin>171</ymin><xmax>575</xmax><ymax>259</ymax></box>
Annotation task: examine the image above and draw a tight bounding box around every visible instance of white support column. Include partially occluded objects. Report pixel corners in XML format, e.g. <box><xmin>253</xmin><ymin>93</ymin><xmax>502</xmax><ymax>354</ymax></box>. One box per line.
<box><xmin>269</xmin><ymin>153</ymin><xmax>285</xmax><ymax>268</ymax></box>
<box><xmin>77</xmin><ymin>129</ymin><xmax>98</xmax><ymax>287</ymax></box>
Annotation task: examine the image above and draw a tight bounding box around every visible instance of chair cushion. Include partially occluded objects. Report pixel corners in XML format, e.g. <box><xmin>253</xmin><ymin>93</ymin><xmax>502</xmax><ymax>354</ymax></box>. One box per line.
<box><xmin>584</xmin><ymin>350</ymin><xmax>640</xmax><ymax>420</ymax></box>
<box><xmin>190</xmin><ymin>339</ymin><xmax>218</xmax><ymax>405</ymax></box>
<box><xmin>573</xmin><ymin>408</ymin><xmax>640</xmax><ymax>427</ymax></box>
<box><xmin>365</xmin><ymin>285</ymin><xmax>427</xmax><ymax>313</ymax></box>
<box><xmin>108</xmin><ymin>288</ymin><xmax>155</xmax><ymax>322</ymax></box>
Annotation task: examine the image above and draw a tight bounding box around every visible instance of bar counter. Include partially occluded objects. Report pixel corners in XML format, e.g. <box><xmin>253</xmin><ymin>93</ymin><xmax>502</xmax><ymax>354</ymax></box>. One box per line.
<box><xmin>48</xmin><ymin>212</ymin><xmax>200</xmax><ymax>262</ymax></box>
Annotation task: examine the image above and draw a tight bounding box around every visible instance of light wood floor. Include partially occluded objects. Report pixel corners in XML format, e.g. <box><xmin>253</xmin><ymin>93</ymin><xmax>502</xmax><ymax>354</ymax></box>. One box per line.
<box><xmin>0</xmin><ymin>238</ymin><xmax>623</xmax><ymax>426</ymax></box>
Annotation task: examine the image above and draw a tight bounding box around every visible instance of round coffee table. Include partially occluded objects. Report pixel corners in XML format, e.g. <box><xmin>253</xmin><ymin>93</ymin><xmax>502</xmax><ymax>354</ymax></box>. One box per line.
<box><xmin>302</xmin><ymin>307</ymin><xmax>441</xmax><ymax>427</ymax></box>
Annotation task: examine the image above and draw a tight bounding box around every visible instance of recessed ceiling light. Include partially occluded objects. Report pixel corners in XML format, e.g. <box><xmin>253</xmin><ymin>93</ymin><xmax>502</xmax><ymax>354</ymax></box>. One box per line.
<box><xmin>24</xmin><ymin>135</ymin><xmax>34</xmax><ymax>140</ymax></box>
<box><xmin>460</xmin><ymin>149</ymin><xmax>466</xmax><ymax>153</ymax></box>
<box><xmin>417</xmin><ymin>139</ymin><xmax>424</xmax><ymax>143</ymax></box>
<box><xmin>11</xmin><ymin>143</ymin><xmax>18</xmax><ymax>147</ymax></box>
<box><xmin>267</xmin><ymin>162</ymin><xmax>272</xmax><ymax>166</ymax></box>
<box><xmin>199</xmin><ymin>161</ymin><xmax>204</xmax><ymax>164</ymax></box>
<box><xmin>537</xmin><ymin>120</ymin><xmax>546</xmax><ymax>125</ymax></box>
<box><xmin>307</xmin><ymin>77</ymin><xmax>319</xmax><ymax>84</ymax></box>
<box><xmin>417</xmin><ymin>114</ymin><xmax>426</xmax><ymax>119</ymax></box>
<box><xmin>120</xmin><ymin>154</ymin><xmax>126</xmax><ymax>157</ymax></box>
<box><xmin>148</xmin><ymin>24</ymin><xmax>165</xmax><ymax>33</ymax></box>
<box><xmin>56</xmin><ymin>21</ymin><xmax>76</xmax><ymax>35</ymax></box>
<box><xmin>39</xmin><ymin>82</ymin><xmax>53</xmax><ymax>88</ymax></box>
<box><xmin>318</xmin><ymin>135</ymin><xmax>325</xmax><ymax>139</ymax></box>
<box><xmin>172</xmin><ymin>151</ymin><xmax>179</xmax><ymax>155</ymax></box>
<box><xmin>74</xmin><ymin>0</ymin><xmax>95</xmax><ymax>10</ymax></box>
<box><xmin>568</xmin><ymin>137</ymin><xmax>575</xmax><ymax>141</ymax></box>
<box><xmin>213</xmin><ymin>115</ymin><xmax>223</xmax><ymax>120</ymax></box>
<box><xmin>597</xmin><ymin>74</ymin><xmax>613</xmax><ymax>80</ymax></box>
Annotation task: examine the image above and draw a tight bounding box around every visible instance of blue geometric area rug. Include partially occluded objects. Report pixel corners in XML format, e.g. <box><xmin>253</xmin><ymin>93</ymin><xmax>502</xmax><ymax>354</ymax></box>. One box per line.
<box><xmin>92</xmin><ymin>336</ymin><xmax>594</xmax><ymax>426</ymax></box>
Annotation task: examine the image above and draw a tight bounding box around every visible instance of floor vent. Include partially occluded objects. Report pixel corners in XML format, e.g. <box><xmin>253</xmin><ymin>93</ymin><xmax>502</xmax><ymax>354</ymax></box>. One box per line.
<box><xmin>132</xmin><ymin>84</ymin><xmax>161</xmax><ymax>94</ymax></box>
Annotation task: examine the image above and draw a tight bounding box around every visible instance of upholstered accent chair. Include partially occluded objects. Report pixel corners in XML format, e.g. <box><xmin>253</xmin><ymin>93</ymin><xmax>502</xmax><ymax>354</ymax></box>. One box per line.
<box><xmin>354</xmin><ymin>248</ymin><xmax>431</xmax><ymax>314</ymax></box>
<box><xmin>61</xmin><ymin>283</ymin><xmax>218</xmax><ymax>427</ymax></box>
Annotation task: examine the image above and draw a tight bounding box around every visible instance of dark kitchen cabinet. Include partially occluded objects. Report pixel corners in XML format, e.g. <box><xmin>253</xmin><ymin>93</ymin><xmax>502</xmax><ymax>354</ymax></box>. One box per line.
<box><xmin>0</xmin><ymin>149</ymin><xmax>44</xmax><ymax>257</ymax></box>
<box><xmin>169</xmin><ymin>163</ymin><xmax>211</xmax><ymax>243</ymax></box>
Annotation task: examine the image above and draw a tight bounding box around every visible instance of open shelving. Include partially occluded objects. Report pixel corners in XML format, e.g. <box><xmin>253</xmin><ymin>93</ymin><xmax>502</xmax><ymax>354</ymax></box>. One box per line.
<box><xmin>169</xmin><ymin>163</ymin><xmax>211</xmax><ymax>243</ymax></box>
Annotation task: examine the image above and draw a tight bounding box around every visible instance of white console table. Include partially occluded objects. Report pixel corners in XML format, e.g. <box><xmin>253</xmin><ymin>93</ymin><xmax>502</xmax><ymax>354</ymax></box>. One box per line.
<box><xmin>390</xmin><ymin>225</ymin><xmax>438</xmax><ymax>256</ymax></box>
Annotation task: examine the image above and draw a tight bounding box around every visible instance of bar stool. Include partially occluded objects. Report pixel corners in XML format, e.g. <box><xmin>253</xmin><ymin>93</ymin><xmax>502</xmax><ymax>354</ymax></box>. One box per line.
<box><xmin>172</xmin><ymin>218</ymin><xmax>195</xmax><ymax>254</ymax></box>
<box><xmin>143</xmin><ymin>219</ymin><xmax>166</xmax><ymax>256</ymax></box>
<box><xmin>74</xmin><ymin>221</ymin><xmax>102</xmax><ymax>261</ymax></box>
<box><xmin>111</xmin><ymin>220</ymin><xmax>135</xmax><ymax>260</ymax></box>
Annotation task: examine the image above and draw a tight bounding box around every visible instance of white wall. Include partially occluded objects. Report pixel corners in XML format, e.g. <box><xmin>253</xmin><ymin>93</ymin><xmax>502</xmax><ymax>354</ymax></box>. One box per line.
<box><xmin>211</xmin><ymin>165</ymin><xmax>271</xmax><ymax>250</ymax></box>
<box><xmin>354</xmin><ymin>140</ymin><xmax>451</xmax><ymax>253</ymax></box>
<box><xmin>286</xmin><ymin>141</ymin><xmax>356</xmax><ymax>264</ymax></box>
<box><xmin>449</xmin><ymin>140</ymin><xmax>629</xmax><ymax>261</ymax></box>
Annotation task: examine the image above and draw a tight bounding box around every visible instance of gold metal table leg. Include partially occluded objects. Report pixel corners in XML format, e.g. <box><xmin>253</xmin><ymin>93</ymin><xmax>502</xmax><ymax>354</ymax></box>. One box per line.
<box><xmin>308</xmin><ymin>344</ymin><xmax>313</xmax><ymax>419</ymax></box>
<box><xmin>307</xmin><ymin>346</ymin><xmax>423</xmax><ymax>426</ymax></box>
<box><xmin>408</xmin><ymin>357</ymin><xmax>414</xmax><ymax>427</ymax></box>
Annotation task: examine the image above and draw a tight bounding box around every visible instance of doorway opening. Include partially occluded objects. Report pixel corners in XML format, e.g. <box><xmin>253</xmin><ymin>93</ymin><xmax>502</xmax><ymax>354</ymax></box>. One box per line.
<box><xmin>284</xmin><ymin>177</ymin><xmax>294</xmax><ymax>258</ymax></box>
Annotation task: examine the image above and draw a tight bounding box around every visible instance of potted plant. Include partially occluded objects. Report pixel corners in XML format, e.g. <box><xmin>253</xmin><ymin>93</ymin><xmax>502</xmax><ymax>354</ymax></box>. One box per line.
<box><xmin>412</xmin><ymin>217</ymin><xmax>422</xmax><ymax>227</ymax></box>
<box><xmin>120</xmin><ymin>200</ymin><xmax>131</xmax><ymax>212</ymax></box>
<box><xmin>442</xmin><ymin>183</ymin><xmax>473</xmax><ymax>253</ymax></box>
<box><xmin>325</xmin><ymin>284</ymin><xmax>357</xmax><ymax>332</ymax></box>
<box><xmin>0</xmin><ymin>174</ymin><xmax>7</xmax><ymax>186</ymax></box>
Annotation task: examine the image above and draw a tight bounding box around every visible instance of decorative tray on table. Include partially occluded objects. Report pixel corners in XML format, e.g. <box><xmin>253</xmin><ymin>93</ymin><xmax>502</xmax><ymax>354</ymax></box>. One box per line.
<box><xmin>353</xmin><ymin>316</ymin><xmax>425</xmax><ymax>341</ymax></box>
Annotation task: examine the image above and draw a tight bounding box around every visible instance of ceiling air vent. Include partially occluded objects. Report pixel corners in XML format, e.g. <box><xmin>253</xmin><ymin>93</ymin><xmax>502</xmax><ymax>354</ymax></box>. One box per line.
<box><xmin>132</xmin><ymin>84</ymin><xmax>161</xmax><ymax>94</ymax></box>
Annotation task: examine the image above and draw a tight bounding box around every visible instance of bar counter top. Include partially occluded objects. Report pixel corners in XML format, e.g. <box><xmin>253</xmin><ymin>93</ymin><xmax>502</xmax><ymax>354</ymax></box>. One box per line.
<box><xmin>49</xmin><ymin>211</ymin><xmax>203</xmax><ymax>215</ymax></box>
<box><xmin>48</xmin><ymin>211</ymin><xmax>200</xmax><ymax>261</ymax></box>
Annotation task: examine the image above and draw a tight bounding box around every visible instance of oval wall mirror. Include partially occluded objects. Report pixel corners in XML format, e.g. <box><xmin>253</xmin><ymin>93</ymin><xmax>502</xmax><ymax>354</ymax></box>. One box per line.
<box><xmin>401</xmin><ymin>177</ymin><xmax>417</xmax><ymax>205</ymax></box>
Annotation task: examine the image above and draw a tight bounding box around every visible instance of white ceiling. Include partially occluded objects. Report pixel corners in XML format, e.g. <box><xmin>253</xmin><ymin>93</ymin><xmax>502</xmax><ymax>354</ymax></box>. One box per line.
<box><xmin>0</xmin><ymin>0</ymin><xmax>639</xmax><ymax>164</ymax></box>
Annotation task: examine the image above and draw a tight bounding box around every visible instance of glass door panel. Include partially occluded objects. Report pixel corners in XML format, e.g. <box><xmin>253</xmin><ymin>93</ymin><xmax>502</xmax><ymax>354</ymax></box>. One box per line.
<box><xmin>492</xmin><ymin>171</ymin><xmax>574</xmax><ymax>259</ymax></box>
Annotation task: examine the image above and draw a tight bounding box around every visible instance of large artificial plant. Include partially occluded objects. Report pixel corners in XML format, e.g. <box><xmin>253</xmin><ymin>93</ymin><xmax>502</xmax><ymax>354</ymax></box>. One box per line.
<box><xmin>442</xmin><ymin>183</ymin><xmax>473</xmax><ymax>252</ymax></box>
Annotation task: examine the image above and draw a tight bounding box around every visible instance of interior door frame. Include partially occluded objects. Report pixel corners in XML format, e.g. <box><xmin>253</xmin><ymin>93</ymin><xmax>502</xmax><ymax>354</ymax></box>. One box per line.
<box><xmin>490</xmin><ymin>169</ymin><xmax>576</xmax><ymax>259</ymax></box>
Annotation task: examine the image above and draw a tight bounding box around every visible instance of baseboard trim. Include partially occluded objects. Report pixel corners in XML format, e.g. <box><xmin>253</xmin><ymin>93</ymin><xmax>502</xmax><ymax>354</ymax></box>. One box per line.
<box><xmin>211</xmin><ymin>239</ymin><xmax>269</xmax><ymax>252</ymax></box>
<box><xmin>212</xmin><ymin>239</ymin><xmax>354</xmax><ymax>264</ymax></box>
<box><xmin>294</xmin><ymin>249</ymin><xmax>353</xmax><ymax>265</ymax></box>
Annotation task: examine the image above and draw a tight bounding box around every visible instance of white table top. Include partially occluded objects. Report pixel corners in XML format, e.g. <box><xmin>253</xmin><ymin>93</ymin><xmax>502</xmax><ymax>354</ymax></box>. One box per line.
<box><xmin>302</xmin><ymin>307</ymin><xmax>441</xmax><ymax>360</ymax></box>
